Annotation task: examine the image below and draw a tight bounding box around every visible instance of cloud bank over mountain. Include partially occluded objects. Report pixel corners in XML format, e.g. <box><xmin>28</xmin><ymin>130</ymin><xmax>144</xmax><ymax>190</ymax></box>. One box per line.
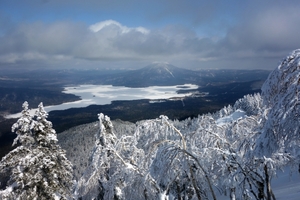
<box><xmin>1</xmin><ymin>1</ymin><xmax>300</xmax><ymax>70</ymax></box>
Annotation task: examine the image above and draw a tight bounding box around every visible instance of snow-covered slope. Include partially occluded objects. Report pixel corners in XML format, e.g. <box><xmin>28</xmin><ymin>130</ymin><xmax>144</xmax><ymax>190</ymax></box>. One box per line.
<box><xmin>58</xmin><ymin>119</ymin><xmax>136</xmax><ymax>180</ymax></box>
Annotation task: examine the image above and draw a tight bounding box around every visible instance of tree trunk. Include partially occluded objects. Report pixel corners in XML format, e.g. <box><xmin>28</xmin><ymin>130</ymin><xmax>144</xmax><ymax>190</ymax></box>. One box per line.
<box><xmin>189</xmin><ymin>164</ymin><xmax>202</xmax><ymax>200</ymax></box>
<box><xmin>144</xmin><ymin>189</ymin><xmax>148</xmax><ymax>200</ymax></box>
<box><xmin>257</xmin><ymin>180</ymin><xmax>264</xmax><ymax>200</ymax></box>
<box><xmin>230</xmin><ymin>187</ymin><xmax>236</xmax><ymax>200</ymax></box>
<box><xmin>175</xmin><ymin>181</ymin><xmax>182</xmax><ymax>200</ymax></box>
<box><xmin>264</xmin><ymin>164</ymin><xmax>276</xmax><ymax>200</ymax></box>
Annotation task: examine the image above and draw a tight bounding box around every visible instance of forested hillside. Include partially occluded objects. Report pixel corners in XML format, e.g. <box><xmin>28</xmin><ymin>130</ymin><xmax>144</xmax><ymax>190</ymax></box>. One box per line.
<box><xmin>57</xmin><ymin>119</ymin><xmax>136</xmax><ymax>180</ymax></box>
<box><xmin>1</xmin><ymin>50</ymin><xmax>300</xmax><ymax>199</ymax></box>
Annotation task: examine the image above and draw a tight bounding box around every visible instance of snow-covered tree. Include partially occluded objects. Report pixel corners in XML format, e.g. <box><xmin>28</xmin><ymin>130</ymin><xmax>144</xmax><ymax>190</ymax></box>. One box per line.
<box><xmin>75</xmin><ymin>113</ymin><xmax>160</xmax><ymax>200</ymax></box>
<box><xmin>257</xmin><ymin>49</ymin><xmax>300</xmax><ymax>158</ymax></box>
<box><xmin>234</xmin><ymin>93</ymin><xmax>262</xmax><ymax>116</ymax></box>
<box><xmin>75</xmin><ymin>113</ymin><xmax>120</xmax><ymax>199</ymax></box>
<box><xmin>250</xmin><ymin>49</ymin><xmax>300</xmax><ymax>200</ymax></box>
<box><xmin>0</xmin><ymin>102</ymin><xmax>73</xmax><ymax>200</ymax></box>
<box><xmin>76</xmin><ymin>104</ymin><xmax>264</xmax><ymax>199</ymax></box>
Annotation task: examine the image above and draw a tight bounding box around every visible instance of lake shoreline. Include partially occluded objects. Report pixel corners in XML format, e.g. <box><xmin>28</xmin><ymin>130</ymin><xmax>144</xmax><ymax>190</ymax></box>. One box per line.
<box><xmin>5</xmin><ymin>84</ymin><xmax>199</xmax><ymax>119</ymax></box>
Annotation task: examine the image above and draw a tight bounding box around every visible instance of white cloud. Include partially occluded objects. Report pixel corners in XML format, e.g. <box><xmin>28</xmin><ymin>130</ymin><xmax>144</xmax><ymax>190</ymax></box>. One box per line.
<box><xmin>221</xmin><ymin>4</ymin><xmax>300</xmax><ymax>54</ymax></box>
<box><xmin>89</xmin><ymin>20</ymin><xmax>149</xmax><ymax>35</ymax></box>
<box><xmin>1</xmin><ymin>2</ymin><xmax>300</xmax><ymax>71</ymax></box>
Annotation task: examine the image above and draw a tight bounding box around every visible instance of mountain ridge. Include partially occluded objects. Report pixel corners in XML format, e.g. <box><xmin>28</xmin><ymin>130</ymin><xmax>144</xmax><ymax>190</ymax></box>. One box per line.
<box><xmin>99</xmin><ymin>63</ymin><xmax>270</xmax><ymax>87</ymax></box>
<box><xmin>104</xmin><ymin>62</ymin><xmax>200</xmax><ymax>87</ymax></box>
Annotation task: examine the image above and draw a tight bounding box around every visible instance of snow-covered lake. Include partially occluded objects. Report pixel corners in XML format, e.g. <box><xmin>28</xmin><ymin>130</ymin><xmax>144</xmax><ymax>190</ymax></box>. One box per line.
<box><xmin>6</xmin><ymin>84</ymin><xmax>198</xmax><ymax>118</ymax></box>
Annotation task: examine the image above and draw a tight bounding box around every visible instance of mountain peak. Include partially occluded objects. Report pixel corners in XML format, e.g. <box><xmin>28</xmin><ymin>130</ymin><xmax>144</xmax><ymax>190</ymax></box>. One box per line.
<box><xmin>117</xmin><ymin>63</ymin><xmax>197</xmax><ymax>87</ymax></box>
<box><xmin>141</xmin><ymin>63</ymin><xmax>180</xmax><ymax>78</ymax></box>
<box><xmin>148</xmin><ymin>62</ymin><xmax>175</xmax><ymax>69</ymax></box>
<box><xmin>151</xmin><ymin>61</ymin><xmax>170</xmax><ymax>66</ymax></box>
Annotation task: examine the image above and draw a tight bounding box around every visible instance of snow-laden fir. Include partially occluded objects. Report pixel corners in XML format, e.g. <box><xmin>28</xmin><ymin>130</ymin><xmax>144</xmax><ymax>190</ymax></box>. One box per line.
<box><xmin>1</xmin><ymin>50</ymin><xmax>300</xmax><ymax>199</ymax></box>
<box><xmin>0</xmin><ymin>102</ymin><xmax>73</xmax><ymax>200</ymax></box>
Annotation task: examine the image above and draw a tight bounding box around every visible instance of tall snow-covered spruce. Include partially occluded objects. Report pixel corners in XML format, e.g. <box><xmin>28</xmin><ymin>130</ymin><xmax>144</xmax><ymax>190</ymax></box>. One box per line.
<box><xmin>258</xmin><ymin>49</ymin><xmax>300</xmax><ymax>157</ymax></box>
<box><xmin>0</xmin><ymin>102</ymin><xmax>73</xmax><ymax>200</ymax></box>
<box><xmin>252</xmin><ymin>49</ymin><xmax>300</xmax><ymax>200</ymax></box>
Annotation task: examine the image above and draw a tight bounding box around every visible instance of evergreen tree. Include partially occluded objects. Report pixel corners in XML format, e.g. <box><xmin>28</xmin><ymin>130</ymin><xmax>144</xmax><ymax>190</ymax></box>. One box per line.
<box><xmin>0</xmin><ymin>102</ymin><xmax>73</xmax><ymax>200</ymax></box>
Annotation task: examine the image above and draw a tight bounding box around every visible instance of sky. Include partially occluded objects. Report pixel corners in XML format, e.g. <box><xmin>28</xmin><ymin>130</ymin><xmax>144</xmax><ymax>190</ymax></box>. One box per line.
<box><xmin>1</xmin><ymin>0</ymin><xmax>300</xmax><ymax>70</ymax></box>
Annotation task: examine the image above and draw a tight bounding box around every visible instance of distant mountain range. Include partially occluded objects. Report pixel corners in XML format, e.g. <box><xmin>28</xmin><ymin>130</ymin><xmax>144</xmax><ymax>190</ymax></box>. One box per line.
<box><xmin>0</xmin><ymin>63</ymin><xmax>271</xmax><ymax>88</ymax></box>
<box><xmin>102</xmin><ymin>62</ymin><xmax>198</xmax><ymax>87</ymax></box>
<box><xmin>95</xmin><ymin>62</ymin><xmax>271</xmax><ymax>87</ymax></box>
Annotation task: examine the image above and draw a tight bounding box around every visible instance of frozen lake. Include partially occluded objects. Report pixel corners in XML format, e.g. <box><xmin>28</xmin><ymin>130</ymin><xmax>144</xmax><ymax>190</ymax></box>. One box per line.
<box><xmin>6</xmin><ymin>84</ymin><xmax>198</xmax><ymax>118</ymax></box>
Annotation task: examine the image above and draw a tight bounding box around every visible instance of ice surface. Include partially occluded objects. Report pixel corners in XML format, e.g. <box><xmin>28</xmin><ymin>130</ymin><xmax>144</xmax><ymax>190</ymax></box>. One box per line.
<box><xmin>5</xmin><ymin>84</ymin><xmax>198</xmax><ymax>119</ymax></box>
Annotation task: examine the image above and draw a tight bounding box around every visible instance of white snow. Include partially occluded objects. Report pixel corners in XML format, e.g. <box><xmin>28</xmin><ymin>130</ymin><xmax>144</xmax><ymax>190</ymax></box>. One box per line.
<box><xmin>271</xmin><ymin>168</ymin><xmax>300</xmax><ymax>200</ymax></box>
<box><xmin>216</xmin><ymin>168</ymin><xmax>300</xmax><ymax>200</ymax></box>
<box><xmin>164</xmin><ymin>67</ymin><xmax>175</xmax><ymax>77</ymax></box>
<box><xmin>216</xmin><ymin>109</ymin><xmax>246</xmax><ymax>125</ymax></box>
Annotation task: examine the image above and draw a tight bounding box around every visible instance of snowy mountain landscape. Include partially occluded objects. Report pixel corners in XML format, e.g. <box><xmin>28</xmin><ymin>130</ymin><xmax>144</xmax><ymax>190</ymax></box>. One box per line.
<box><xmin>0</xmin><ymin>64</ymin><xmax>269</xmax><ymax>159</ymax></box>
<box><xmin>0</xmin><ymin>50</ymin><xmax>299</xmax><ymax>199</ymax></box>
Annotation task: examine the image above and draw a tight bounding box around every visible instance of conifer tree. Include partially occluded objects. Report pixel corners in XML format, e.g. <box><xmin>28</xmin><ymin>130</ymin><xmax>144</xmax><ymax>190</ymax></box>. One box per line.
<box><xmin>0</xmin><ymin>102</ymin><xmax>73</xmax><ymax>200</ymax></box>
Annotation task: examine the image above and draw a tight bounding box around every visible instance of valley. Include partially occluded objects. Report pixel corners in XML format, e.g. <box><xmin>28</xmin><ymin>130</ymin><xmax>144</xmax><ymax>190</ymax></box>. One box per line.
<box><xmin>0</xmin><ymin>64</ymin><xmax>270</xmax><ymax>159</ymax></box>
